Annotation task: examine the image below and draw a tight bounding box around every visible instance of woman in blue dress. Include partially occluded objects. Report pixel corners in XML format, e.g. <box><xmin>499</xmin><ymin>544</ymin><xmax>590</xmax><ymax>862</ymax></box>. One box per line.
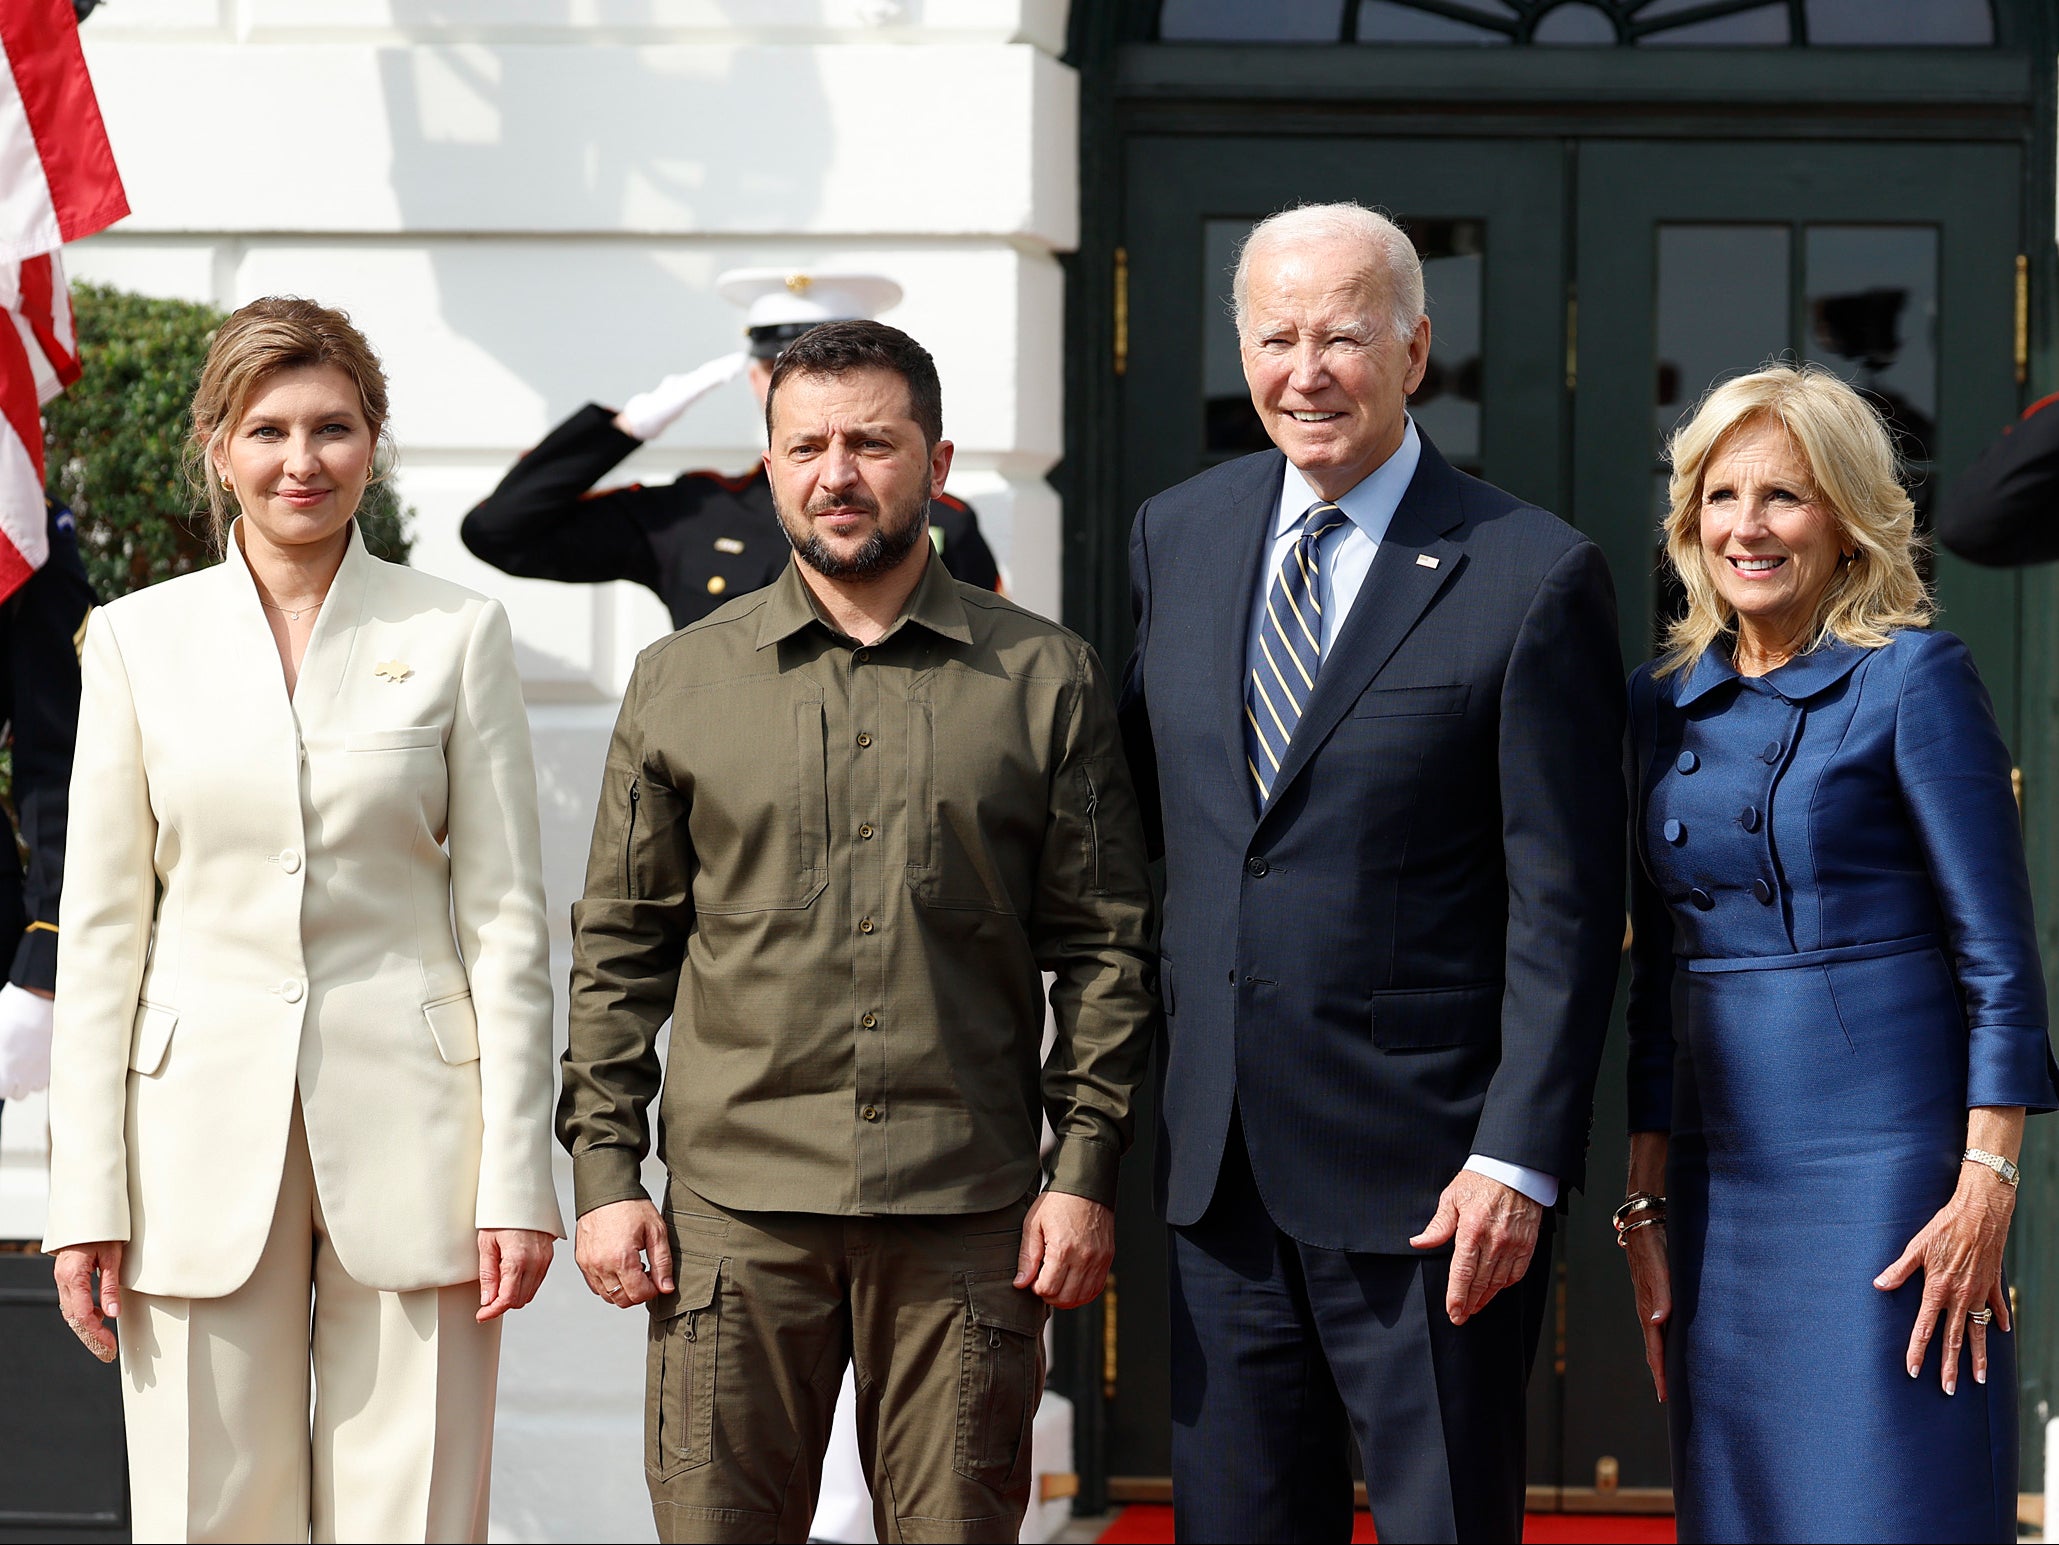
<box><xmin>1622</xmin><ymin>364</ymin><xmax>2058</xmax><ymax>1543</ymax></box>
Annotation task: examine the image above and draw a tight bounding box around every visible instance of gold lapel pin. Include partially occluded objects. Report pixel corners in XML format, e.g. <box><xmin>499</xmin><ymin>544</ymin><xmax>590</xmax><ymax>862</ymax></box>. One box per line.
<box><xmin>375</xmin><ymin>659</ymin><xmax>413</xmax><ymax>683</ymax></box>
<box><xmin>1415</xmin><ymin>554</ymin><xmax>1441</xmax><ymax>570</ymax></box>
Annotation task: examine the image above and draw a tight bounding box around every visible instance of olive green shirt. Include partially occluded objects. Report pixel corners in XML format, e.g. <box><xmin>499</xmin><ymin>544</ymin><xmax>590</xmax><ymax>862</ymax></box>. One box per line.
<box><xmin>557</xmin><ymin>554</ymin><xmax>1157</xmax><ymax>1218</ymax></box>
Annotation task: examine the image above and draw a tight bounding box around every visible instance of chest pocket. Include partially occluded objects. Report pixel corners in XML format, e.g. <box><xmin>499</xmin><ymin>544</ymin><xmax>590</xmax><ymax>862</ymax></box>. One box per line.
<box><xmin>690</xmin><ymin>697</ymin><xmax>829</xmax><ymax>914</ymax></box>
<box><xmin>904</xmin><ymin>698</ymin><xmax>1028</xmax><ymax>915</ymax></box>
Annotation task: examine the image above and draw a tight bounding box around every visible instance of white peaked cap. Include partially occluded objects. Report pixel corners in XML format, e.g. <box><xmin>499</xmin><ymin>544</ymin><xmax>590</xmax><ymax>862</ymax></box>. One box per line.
<box><xmin>716</xmin><ymin>268</ymin><xmax>904</xmax><ymax>331</ymax></box>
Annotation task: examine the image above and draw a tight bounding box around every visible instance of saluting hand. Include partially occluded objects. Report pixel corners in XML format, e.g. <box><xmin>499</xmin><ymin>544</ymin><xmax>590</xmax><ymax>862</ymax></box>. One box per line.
<box><xmin>1410</xmin><ymin>1170</ymin><xmax>1542</xmax><ymax>1326</ymax></box>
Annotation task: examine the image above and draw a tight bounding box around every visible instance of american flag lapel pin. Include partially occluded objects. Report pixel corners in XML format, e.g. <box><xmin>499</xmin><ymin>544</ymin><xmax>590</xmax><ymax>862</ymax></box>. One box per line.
<box><xmin>1415</xmin><ymin>553</ymin><xmax>1441</xmax><ymax>570</ymax></box>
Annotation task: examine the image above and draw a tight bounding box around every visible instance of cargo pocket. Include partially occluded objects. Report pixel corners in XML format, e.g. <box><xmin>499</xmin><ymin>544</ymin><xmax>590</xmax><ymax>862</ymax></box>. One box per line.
<box><xmin>644</xmin><ymin>1253</ymin><xmax>722</xmax><ymax>1481</ymax></box>
<box><xmin>953</xmin><ymin>1270</ymin><xmax>1047</xmax><ymax>1492</ymax></box>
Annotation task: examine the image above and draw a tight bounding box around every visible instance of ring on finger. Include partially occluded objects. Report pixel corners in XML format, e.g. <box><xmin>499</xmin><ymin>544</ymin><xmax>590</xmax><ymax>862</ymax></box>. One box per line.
<box><xmin>1969</xmin><ymin>1307</ymin><xmax>1994</xmax><ymax>1326</ymax></box>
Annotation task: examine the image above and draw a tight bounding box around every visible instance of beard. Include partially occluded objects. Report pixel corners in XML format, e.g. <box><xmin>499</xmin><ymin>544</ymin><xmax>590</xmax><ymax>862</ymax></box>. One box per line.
<box><xmin>781</xmin><ymin>487</ymin><xmax>930</xmax><ymax>582</ymax></box>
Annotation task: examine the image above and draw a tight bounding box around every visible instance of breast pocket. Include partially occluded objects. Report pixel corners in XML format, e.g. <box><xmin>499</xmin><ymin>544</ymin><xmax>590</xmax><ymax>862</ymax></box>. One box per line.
<box><xmin>690</xmin><ymin>698</ymin><xmax>829</xmax><ymax>914</ymax></box>
<box><xmin>904</xmin><ymin>698</ymin><xmax>1028</xmax><ymax>915</ymax></box>
<box><xmin>1350</xmin><ymin>684</ymin><xmax>1469</xmax><ymax>719</ymax></box>
<box><xmin>345</xmin><ymin>725</ymin><xmax>444</xmax><ymax>752</ymax></box>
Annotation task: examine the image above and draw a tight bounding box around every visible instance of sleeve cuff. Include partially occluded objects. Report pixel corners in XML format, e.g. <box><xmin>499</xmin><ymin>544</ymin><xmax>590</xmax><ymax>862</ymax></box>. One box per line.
<box><xmin>1464</xmin><ymin>1153</ymin><xmax>1559</xmax><ymax>1208</ymax></box>
<box><xmin>1967</xmin><ymin>1024</ymin><xmax>2059</xmax><ymax>1113</ymax></box>
<box><xmin>10</xmin><ymin>928</ymin><xmax>56</xmax><ymax>995</ymax></box>
<box><xmin>570</xmin><ymin>1145</ymin><xmax>651</xmax><ymax>1219</ymax></box>
<box><xmin>1045</xmin><ymin>1136</ymin><xmax>1119</xmax><ymax>1208</ymax></box>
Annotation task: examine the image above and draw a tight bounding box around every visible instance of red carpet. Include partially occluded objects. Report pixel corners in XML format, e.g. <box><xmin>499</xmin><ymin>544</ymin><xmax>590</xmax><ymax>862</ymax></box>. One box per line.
<box><xmin>1095</xmin><ymin>1505</ymin><xmax>1676</xmax><ymax>1543</ymax></box>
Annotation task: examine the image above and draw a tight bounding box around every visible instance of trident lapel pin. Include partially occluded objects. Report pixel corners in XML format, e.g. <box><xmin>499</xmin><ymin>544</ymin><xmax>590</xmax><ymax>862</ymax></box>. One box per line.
<box><xmin>1415</xmin><ymin>553</ymin><xmax>1441</xmax><ymax>570</ymax></box>
<box><xmin>375</xmin><ymin>659</ymin><xmax>413</xmax><ymax>683</ymax></box>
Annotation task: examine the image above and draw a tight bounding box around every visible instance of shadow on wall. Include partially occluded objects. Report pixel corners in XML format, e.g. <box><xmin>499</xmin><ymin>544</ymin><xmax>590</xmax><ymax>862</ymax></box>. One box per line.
<box><xmin>375</xmin><ymin>0</ymin><xmax>837</xmax><ymax>426</ymax></box>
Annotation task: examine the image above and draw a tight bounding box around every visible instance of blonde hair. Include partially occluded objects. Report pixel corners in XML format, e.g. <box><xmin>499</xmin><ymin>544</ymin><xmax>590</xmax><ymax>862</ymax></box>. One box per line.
<box><xmin>186</xmin><ymin>296</ymin><xmax>393</xmax><ymax>551</ymax></box>
<box><xmin>1232</xmin><ymin>201</ymin><xmax>1424</xmax><ymax>343</ymax></box>
<box><xmin>1657</xmin><ymin>363</ymin><xmax>1931</xmax><ymax>677</ymax></box>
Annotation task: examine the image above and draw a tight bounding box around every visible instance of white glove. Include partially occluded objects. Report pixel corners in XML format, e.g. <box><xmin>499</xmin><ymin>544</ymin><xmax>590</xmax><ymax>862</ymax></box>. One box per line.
<box><xmin>616</xmin><ymin>352</ymin><xmax>750</xmax><ymax>441</ymax></box>
<box><xmin>0</xmin><ymin>983</ymin><xmax>54</xmax><ymax>1102</ymax></box>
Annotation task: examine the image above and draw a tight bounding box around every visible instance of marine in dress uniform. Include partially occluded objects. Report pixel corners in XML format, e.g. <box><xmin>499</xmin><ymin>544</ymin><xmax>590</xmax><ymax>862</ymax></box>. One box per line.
<box><xmin>0</xmin><ymin>498</ymin><xmax>94</xmax><ymax>1111</ymax></box>
<box><xmin>461</xmin><ymin>270</ymin><xmax>1001</xmax><ymax>627</ymax></box>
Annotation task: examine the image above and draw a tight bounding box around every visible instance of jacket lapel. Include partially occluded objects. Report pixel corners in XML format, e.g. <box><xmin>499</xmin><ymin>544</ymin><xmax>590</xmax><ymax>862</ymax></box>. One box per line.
<box><xmin>1262</xmin><ymin>441</ymin><xmax>1467</xmax><ymax>811</ymax></box>
<box><xmin>287</xmin><ymin>522</ymin><xmax>372</xmax><ymax>720</ymax></box>
<box><xmin>1208</xmin><ymin>451</ymin><xmax>1289</xmax><ymax>804</ymax></box>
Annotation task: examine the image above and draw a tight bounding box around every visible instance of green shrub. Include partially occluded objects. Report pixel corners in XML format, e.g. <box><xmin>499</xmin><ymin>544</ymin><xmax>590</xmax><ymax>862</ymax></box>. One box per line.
<box><xmin>40</xmin><ymin>283</ymin><xmax>411</xmax><ymax>601</ymax></box>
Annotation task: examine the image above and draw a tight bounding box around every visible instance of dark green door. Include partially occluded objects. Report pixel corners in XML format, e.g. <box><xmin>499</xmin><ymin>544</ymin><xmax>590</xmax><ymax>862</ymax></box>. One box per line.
<box><xmin>1101</xmin><ymin>130</ymin><xmax>2027</xmax><ymax>1502</ymax></box>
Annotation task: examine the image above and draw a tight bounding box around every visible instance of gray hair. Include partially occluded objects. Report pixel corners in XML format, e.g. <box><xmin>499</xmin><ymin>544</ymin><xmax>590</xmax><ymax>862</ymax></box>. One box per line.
<box><xmin>1231</xmin><ymin>202</ymin><xmax>1425</xmax><ymax>343</ymax></box>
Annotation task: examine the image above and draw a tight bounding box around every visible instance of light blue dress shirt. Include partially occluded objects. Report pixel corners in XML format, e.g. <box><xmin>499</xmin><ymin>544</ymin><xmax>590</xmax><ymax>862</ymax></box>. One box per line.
<box><xmin>1247</xmin><ymin>418</ymin><xmax>1559</xmax><ymax>1210</ymax></box>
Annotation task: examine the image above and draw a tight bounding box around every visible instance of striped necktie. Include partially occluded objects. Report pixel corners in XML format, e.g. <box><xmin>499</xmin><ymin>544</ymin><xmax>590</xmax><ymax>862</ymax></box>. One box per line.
<box><xmin>1246</xmin><ymin>500</ymin><xmax>1350</xmax><ymax>805</ymax></box>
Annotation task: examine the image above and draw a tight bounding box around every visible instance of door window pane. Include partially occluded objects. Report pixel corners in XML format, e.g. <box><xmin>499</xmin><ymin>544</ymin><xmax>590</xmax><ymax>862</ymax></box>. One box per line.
<box><xmin>1201</xmin><ymin>217</ymin><xmax>1484</xmax><ymax>473</ymax></box>
<box><xmin>1804</xmin><ymin>225</ymin><xmax>1938</xmax><ymax>463</ymax></box>
<box><xmin>1356</xmin><ymin>1</ymin><xmax>1510</xmax><ymax>44</ymax></box>
<box><xmin>1639</xmin><ymin>0</ymin><xmax>1789</xmax><ymax>46</ymax></box>
<box><xmin>1161</xmin><ymin>0</ymin><xmax>1343</xmax><ymax>41</ymax></box>
<box><xmin>1655</xmin><ymin>225</ymin><xmax>1790</xmax><ymax>444</ymax></box>
<box><xmin>1532</xmin><ymin>4</ymin><xmax>1617</xmax><ymax>45</ymax></box>
<box><xmin>1807</xmin><ymin>0</ymin><xmax>1994</xmax><ymax>45</ymax></box>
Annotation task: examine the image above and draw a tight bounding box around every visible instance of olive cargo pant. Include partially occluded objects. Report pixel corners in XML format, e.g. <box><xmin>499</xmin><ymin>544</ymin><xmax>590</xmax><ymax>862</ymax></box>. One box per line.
<box><xmin>645</xmin><ymin>1185</ymin><xmax>1049</xmax><ymax>1544</ymax></box>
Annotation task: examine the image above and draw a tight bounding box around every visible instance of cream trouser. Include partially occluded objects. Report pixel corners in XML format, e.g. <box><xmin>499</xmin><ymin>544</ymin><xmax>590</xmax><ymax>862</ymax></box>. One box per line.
<box><xmin>117</xmin><ymin>1102</ymin><xmax>502</xmax><ymax>1543</ymax></box>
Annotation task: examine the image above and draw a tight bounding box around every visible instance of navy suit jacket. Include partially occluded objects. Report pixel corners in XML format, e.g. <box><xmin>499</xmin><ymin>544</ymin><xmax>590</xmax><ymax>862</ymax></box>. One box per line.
<box><xmin>1119</xmin><ymin>438</ymin><xmax>1627</xmax><ymax>1252</ymax></box>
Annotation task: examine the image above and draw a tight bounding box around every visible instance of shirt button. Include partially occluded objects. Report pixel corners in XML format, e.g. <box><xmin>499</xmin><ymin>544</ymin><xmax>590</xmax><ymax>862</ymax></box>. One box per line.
<box><xmin>1752</xmin><ymin>878</ymin><xmax>1774</xmax><ymax>904</ymax></box>
<box><xmin>280</xmin><ymin>979</ymin><xmax>305</xmax><ymax>1003</ymax></box>
<box><xmin>1739</xmin><ymin>805</ymin><xmax>1761</xmax><ymax>832</ymax></box>
<box><xmin>856</xmin><ymin>733</ymin><xmax>873</xmax><ymax>748</ymax></box>
<box><xmin>859</xmin><ymin>916</ymin><xmax>876</xmax><ymax>934</ymax></box>
<box><xmin>1675</xmin><ymin>752</ymin><xmax>1699</xmax><ymax>775</ymax></box>
<box><xmin>861</xmin><ymin>1105</ymin><xmax>880</xmax><ymax>1122</ymax></box>
<box><xmin>1662</xmin><ymin>819</ymin><xmax>1685</xmax><ymax>846</ymax></box>
<box><xmin>859</xmin><ymin>823</ymin><xmax>875</xmax><ymax>840</ymax></box>
<box><xmin>1760</xmin><ymin>740</ymin><xmax>1783</xmax><ymax>764</ymax></box>
<box><xmin>1245</xmin><ymin>856</ymin><xmax>1269</xmax><ymax>878</ymax></box>
<box><xmin>1688</xmin><ymin>888</ymin><xmax>1714</xmax><ymax>911</ymax></box>
<box><xmin>861</xmin><ymin>1012</ymin><xmax>878</xmax><ymax>1029</ymax></box>
<box><xmin>853</xmin><ymin>648</ymin><xmax>870</xmax><ymax>664</ymax></box>
<box><xmin>279</xmin><ymin>849</ymin><xmax>302</xmax><ymax>873</ymax></box>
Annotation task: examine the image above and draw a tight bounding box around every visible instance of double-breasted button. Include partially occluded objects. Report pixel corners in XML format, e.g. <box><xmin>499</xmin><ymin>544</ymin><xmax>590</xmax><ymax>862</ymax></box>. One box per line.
<box><xmin>861</xmin><ymin>1105</ymin><xmax>881</xmax><ymax>1122</ymax></box>
<box><xmin>1675</xmin><ymin>752</ymin><xmax>1699</xmax><ymax>775</ymax></box>
<box><xmin>1662</xmin><ymin>819</ymin><xmax>1685</xmax><ymax>845</ymax></box>
<box><xmin>1751</xmin><ymin>878</ymin><xmax>1774</xmax><ymax>904</ymax></box>
<box><xmin>1760</xmin><ymin>740</ymin><xmax>1783</xmax><ymax>764</ymax></box>
<box><xmin>856</xmin><ymin>732</ymin><xmax>873</xmax><ymax>748</ymax></box>
<box><xmin>1245</xmin><ymin>857</ymin><xmax>1269</xmax><ymax>878</ymax></box>
<box><xmin>279</xmin><ymin>849</ymin><xmax>301</xmax><ymax>873</ymax></box>
<box><xmin>858</xmin><ymin>916</ymin><xmax>876</xmax><ymax>934</ymax></box>
<box><xmin>1739</xmin><ymin>806</ymin><xmax>1761</xmax><ymax>833</ymax></box>
<box><xmin>861</xmin><ymin>1012</ymin><xmax>878</xmax><ymax>1029</ymax></box>
<box><xmin>858</xmin><ymin>823</ymin><xmax>875</xmax><ymax>840</ymax></box>
<box><xmin>280</xmin><ymin>979</ymin><xmax>305</xmax><ymax>1004</ymax></box>
<box><xmin>1689</xmin><ymin>888</ymin><xmax>1714</xmax><ymax>911</ymax></box>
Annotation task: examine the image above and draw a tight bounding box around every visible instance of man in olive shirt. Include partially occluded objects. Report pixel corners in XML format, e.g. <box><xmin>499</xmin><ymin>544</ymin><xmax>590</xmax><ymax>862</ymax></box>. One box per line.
<box><xmin>557</xmin><ymin>320</ymin><xmax>1156</xmax><ymax>1544</ymax></box>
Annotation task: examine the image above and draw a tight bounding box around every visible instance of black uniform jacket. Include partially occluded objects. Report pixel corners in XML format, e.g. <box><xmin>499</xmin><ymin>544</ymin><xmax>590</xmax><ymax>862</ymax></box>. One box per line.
<box><xmin>2</xmin><ymin>503</ymin><xmax>93</xmax><ymax>992</ymax></box>
<box><xmin>461</xmin><ymin>403</ymin><xmax>1001</xmax><ymax>628</ymax></box>
<box><xmin>1935</xmin><ymin>391</ymin><xmax>2059</xmax><ymax>567</ymax></box>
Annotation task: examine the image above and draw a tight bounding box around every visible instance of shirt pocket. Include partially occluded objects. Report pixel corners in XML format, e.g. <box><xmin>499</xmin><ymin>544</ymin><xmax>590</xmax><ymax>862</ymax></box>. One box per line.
<box><xmin>903</xmin><ymin>699</ymin><xmax>1023</xmax><ymax>914</ymax></box>
<box><xmin>689</xmin><ymin>698</ymin><xmax>829</xmax><ymax>913</ymax></box>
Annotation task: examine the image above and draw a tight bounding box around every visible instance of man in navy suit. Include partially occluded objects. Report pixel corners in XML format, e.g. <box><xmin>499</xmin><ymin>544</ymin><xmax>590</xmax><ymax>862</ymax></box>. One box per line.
<box><xmin>1120</xmin><ymin>203</ymin><xmax>1625</xmax><ymax>1542</ymax></box>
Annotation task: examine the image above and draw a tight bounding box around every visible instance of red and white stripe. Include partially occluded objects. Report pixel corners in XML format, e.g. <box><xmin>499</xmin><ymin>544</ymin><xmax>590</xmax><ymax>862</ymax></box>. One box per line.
<box><xmin>0</xmin><ymin>249</ymin><xmax>75</xmax><ymax>597</ymax></box>
<box><xmin>0</xmin><ymin>0</ymin><xmax>127</xmax><ymax>263</ymax></box>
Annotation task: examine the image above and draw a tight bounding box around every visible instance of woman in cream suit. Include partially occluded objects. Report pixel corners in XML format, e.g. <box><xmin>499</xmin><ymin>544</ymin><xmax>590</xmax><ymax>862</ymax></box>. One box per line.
<box><xmin>43</xmin><ymin>297</ymin><xmax>563</xmax><ymax>1543</ymax></box>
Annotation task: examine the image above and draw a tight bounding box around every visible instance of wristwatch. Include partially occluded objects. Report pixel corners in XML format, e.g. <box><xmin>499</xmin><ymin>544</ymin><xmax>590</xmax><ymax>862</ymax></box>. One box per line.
<box><xmin>1964</xmin><ymin>1147</ymin><xmax>2021</xmax><ymax>1188</ymax></box>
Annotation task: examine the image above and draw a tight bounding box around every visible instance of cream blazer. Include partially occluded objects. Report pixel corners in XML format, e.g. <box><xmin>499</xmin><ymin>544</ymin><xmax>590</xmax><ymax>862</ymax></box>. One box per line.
<box><xmin>43</xmin><ymin>523</ymin><xmax>563</xmax><ymax>1299</ymax></box>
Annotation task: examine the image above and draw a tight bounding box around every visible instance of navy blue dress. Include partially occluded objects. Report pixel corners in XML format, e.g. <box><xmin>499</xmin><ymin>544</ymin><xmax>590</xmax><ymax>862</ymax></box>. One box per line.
<box><xmin>1628</xmin><ymin>630</ymin><xmax>2059</xmax><ymax>1544</ymax></box>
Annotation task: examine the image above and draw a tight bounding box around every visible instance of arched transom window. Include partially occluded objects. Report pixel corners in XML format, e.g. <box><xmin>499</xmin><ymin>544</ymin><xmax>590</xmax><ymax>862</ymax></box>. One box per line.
<box><xmin>1157</xmin><ymin>0</ymin><xmax>1998</xmax><ymax>46</ymax></box>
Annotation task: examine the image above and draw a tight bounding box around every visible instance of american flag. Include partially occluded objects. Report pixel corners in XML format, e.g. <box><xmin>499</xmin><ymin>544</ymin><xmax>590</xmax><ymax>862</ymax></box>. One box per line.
<box><xmin>1</xmin><ymin>0</ymin><xmax>125</xmax><ymax>603</ymax></box>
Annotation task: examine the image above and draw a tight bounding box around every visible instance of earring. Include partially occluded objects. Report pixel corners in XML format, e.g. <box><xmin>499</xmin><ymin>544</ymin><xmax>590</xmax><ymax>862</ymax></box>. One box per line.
<box><xmin>221</xmin><ymin>475</ymin><xmax>233</xmax><ymax>491</ymax></box>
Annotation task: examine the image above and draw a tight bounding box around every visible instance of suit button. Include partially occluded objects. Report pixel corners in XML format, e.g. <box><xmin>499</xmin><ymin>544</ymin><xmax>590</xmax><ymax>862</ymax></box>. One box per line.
<box><xmin>1752</xmin><ymin>878</ymin><xmax>1774</xmax><ymax>904</ymax></box>
<box><xmin>280</xmin><ymin>979</ymin><xmax>305</xmax><ymax>1004</ymax></box>
<box><xmin>1675</xmin><ymin>752</ymin><xmax>1698</xmax><ymax>774</ymax></box>
<box><xmin>1760</xmin><ymin>740</ymin><xmax>1783</xmax><ymax>764</ymax></box>
<box><xmin>1245</xmin><ymin>857</ymin><xmax>1269</xmax><ymax>878</ymax></box>
<box><xmin>858</xmin><ymin>823</ymin><xmax>875</xmax><ymax>840</ymax></box>
<box><xmin>861</xmin><ymin>1012</ymin><xmax>878</xmax><ymax>1029</ymax></box>
<box><xmin>1739</xmin><ymin>806</ymin><xmax>1761</xmax><ymax>833</ymax></box>
<box><xmin>861</xmin><ymin>1105</ymin><xmax>881</xmax><ymax>1122</ymax></box>
<box><xmin>706</xmin><ymin>575</ymin><xmax>727</xmax><ymax>595</ymax></box>
<box><xmin>1688</xmin><ymin>888</ymin><xmax>1714</xmax><ymax>911</ymax></box>
<box><xmin>858</xmin><ymin>917</ymin><xmax>876</xmax><ymax>935</ymax></box>
<box><xmin>1662</xmin><ymin>819</ymin><xmax>1685</xmax><ymax>845</ymax></box>
<box><xmin>279</xmin><ymin>849</ymin><xmax>301</xmax><ymax>873</ymax></box>
<box><xmin>856</xmin><ymin>733</ymin><xmax>873</xmax><ymax>748</ymax></box>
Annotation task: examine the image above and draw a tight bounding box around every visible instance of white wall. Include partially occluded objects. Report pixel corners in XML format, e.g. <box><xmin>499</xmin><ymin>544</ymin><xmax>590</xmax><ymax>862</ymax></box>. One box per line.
<box><xmin>4</xmin><ymin>5</ymin><xmax>1078</xmax><ymax>1539</ymax></box>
